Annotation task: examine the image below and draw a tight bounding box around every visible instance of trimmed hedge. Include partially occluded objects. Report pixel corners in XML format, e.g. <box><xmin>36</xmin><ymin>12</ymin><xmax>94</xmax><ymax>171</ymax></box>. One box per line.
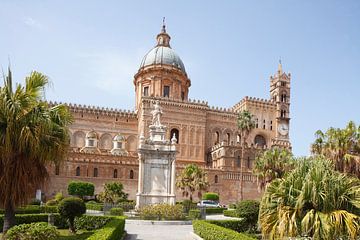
<box><xmin>75</xmin><ymin>215</ymin><xmax>112</xmax><ymax>230</ymax></box>
<box><xmin>205</xmin><ymin>207</ymin><xmax>227</xmax><ymax>214</ymax></box>
<box><xmin>6</xmin><ymin>222</ymin><xmax>58</xmax><ymax>240</ymax></box>
<box><xmin>189</xmin><ymin>209</ymin><xmax>201</xmax><ymax>220</ymax></box>
<box><xmin>86</xmin><ymin>203</ymin><xmax>104</xmax><ymax>211</ymax></box>
<box><xmin>223</xmin><ymin>209</ymin><xmax>240</xmax><ymax>218</ymax></box>
<box><xmin>193</xmin><ymin>220</ymin><xmax>256</xmax><ymax>240</ymax></box>
<box><xmin>0</xmin><ymin>205</ymin><xmax>58</xmax><ymax>215</ymax></box>
<box><xmin>86</xmin><ymin>216</ymin><xmax>126</xmax><ymax>240</ymax></box>
<box><xmin>207</xmin><ymin>219</ymin><xmax>248</xmax><ymax>233</ymax></box>
<box><xmin>202</xmin><ymin>192</ymin><xmax>219</xmax><ymax>201</ymax></box>
<box><xmin>109</xmin><ymin>208</ymin><xmax>123</xmax><ymax>216</ymax></box>
<box><xmin>0</xmin><ymin>213</ymin><xmax>68</xmax><ymax>232</ymax></box>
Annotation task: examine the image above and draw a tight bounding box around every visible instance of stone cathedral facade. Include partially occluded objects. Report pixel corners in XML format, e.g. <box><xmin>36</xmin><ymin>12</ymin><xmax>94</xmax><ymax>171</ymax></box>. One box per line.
<box><xmin>45</xmin><ymin>24</ymin><xmax>292</xmax><ymax>204</ymax></box>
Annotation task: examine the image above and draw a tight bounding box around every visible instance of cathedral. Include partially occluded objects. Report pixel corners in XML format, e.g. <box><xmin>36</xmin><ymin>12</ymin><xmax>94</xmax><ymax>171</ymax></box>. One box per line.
<box><xmin>45</xmin><ymin>23</ymin><xmax>292</xmax><ymax>204</ymax></box>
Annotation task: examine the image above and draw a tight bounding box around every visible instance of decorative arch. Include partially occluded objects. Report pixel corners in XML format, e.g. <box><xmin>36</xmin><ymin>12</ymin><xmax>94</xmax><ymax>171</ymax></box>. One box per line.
<box><xmin>75</xmin><ymin>166</ymin><xmax>80</xmax><ymax>176</ymax></box>
<box><xmin>113</xmin><ymin>169</ymin><xmax>118</xmax><ymax>178</ymax></box>
<box><xmin>99</xmin><ymin>133</ymin><xmax>112</xmax><ymax>149</ymax></box>
<box><xmin>129</xmin><ymin>170</ymin><xmax>134</xmax><ymax>179</ymax></box>
<box><xmin>93</xmin><ymin>168</ymin><xmax>98</xmax><ymax>177</ymax></box>
<box><xmin>73</xmin><ymin>131</ymin><xmax>85</xmax><ymax>148</ymax></box>
<box><xmin>214</xmin><ymin>175</ymin><xmax>219</xmax><ymax>183</ymax></box>
<box><xmin>170</xmin><ymin>128</ymin><xmax>179</xmax><ymax>143</ymax></box>
<box><xmin>254</xmin><ymin>135</ymin><xmax>266</xmax><ymax>148</ymax></box>
<box><xmin>127</xmin><ymin>135</ymin><xmax>137</xmax><ymax>152</ymax></box>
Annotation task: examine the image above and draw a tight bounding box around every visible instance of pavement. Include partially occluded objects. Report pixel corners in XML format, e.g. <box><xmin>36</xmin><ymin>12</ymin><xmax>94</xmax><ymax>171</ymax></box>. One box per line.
<box><xmin>125</xmin><ymin>221</ymin><xmax>194</xmax><ymax>240</ymax></box>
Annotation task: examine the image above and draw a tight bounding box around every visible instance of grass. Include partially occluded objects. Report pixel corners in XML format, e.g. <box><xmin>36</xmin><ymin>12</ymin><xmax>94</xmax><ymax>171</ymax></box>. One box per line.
<box><xmin>56</xmin><ymin>229</ymin><xmax>94</xmax><ymax>240</ymax></box>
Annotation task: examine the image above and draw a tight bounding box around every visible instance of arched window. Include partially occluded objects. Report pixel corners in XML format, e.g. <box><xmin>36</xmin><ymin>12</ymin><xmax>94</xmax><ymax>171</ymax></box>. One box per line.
<box><xmin>255</xmin><ymin>118</ymin><xmax>259</xmax><ymax>128</ymax></box>
<box><xmin>247</xmin><ymin>157</ymin><xmax>251</xmax><ymax>169</ymax></box>
<box><xmin>214</xmin><ymin>131</ymin><xmax>220</xmax><ymax>145</ymax></box>
<box><xmin>113</xmin><ymin>169</ymin><xmax>118</xmax><ymax>178</ymax></box>
<box><xmin>263</xmin><ymin>119</ymin><xmax>266</xmax><ymax>129</ymax></box>
<box><xmin>281</xmin><ymin>93</ymin><xmax>287</xmax><ymax>102</ymax></box>
<box><xmin>129</xmin><ymin>170</ymin><xmax>134</xmax><ymax>179</ymax></box>
<box><xmin>55</xmin><ymin>165</ymin><xmax>60</xmax><ymax>176</ymax></box>
<box><xmin>214</xmin><ymin>175</ymin><xmax>218</xmax><ymax>183</ymax></box>
<box><xmin>170</xmin><ymin>128</ymin><xmax>179</xmax><ymax>144</ymax></box>
<box><xmin>281</xmin><ymin>110</ymin><xmax>286</xmax><ymax>118</ymax></box>
<box><xmin>93</xmin><ymin>168</ymin><xmax>98</xmax><ymax>177</ymax></box>
<box><xmin>226</xmin><ymin>133</ymin><xmax>230</xmax><ymax>144</ymax></box>
<box><xmin>254</xmin><ymin>135</ymin><xmax>266</xmax><ymax>148</ymax></box>
<box><xmin>270</xmin><ymin>121</ymin><xmax>273</xmax><ymax>130</ymax></box>
<box><xmin>76</xmin><ymin>166</ymin><xmax>80</xmax><ymax>176</ymax></box>
<box><xmin>236</xmin><ymin>134</ymin><xmax>241</xmax><ymax>144</ymax></box>
<box><xmin>236</xmin><ymin>156</ymin><xmax>241</xmax><ymax>168</ymax></box>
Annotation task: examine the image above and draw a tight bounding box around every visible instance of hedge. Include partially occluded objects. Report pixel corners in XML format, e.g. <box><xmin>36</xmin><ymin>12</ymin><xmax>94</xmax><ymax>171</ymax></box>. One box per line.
<box><xmin>86</xmin><ymin>203</ymin><xmax>104</xmax><ymax>211</ymax></box>
<box><xmin>206</xmin><ymin>219</ymin><xmax>248</xmax><ymax>233</ymax></box>
<box><xmin>223</xmin><ymin>209</ymin><xmax>240</xmax><ymax>218</ymax></box>
<box><xmin>75</xmin><ymin>215</ymin><xmax>112</xmax><ymax>230</ymax></box>
<box><xmin>189</xmin><ymin>209</ymin><xmax>201</xmax><ymax>220</ymax></box>
<box><xmin>202</xmin><ymin>192</ymin><xmax>219</xmax><ymax>201</ymax></box>
<box><xmin>205</xmin><ymin>207</ymin><xmax>227</xmax><ymax>214</ymax></box>
<box><xmin>193</xmin><ymin>220</ymin><xmax>256</xmax><ymax>240</ymax></box>
<box><xmin>86</xmin><ymin>216</ymin><xmax>126</xmax><ymax>240</ymax></box>
<box><xmin>0</xmin><ymin>205</ymin><xmax>58</xmax><ymax>215</ymax></box>
<box><xmin>0</xmin><ymin>213</ymin><xmax>67</xmax><ymax>232</ymax></box>
<box><xmin>109</xmin><ymin>208</ymin><xmax>124</xmax><ymax>216</ymax></box>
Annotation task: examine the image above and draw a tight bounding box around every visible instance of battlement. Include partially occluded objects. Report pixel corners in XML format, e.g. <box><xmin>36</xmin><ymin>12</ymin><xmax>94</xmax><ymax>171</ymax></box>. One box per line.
<box><xmin>232</xmin><ymin>96</ymin><xmax>275</xmax><ymax>111</ymax></box>
<box><xmin>48</xmin><ymin>101</ymin><xmax>137</xmax><ymax>118</ymax></box>
<box><xmin>141</xmin><ymin>96</ymin><xmax>208</xmax><ymax>110</ymax></box>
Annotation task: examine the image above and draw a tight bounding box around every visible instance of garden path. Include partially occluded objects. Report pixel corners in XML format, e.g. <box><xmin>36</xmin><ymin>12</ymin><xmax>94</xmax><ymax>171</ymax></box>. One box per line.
<box><xmin>124</xmin><ymin>220</ymin><xmax>194</xmax><ymax>240</ymax></box>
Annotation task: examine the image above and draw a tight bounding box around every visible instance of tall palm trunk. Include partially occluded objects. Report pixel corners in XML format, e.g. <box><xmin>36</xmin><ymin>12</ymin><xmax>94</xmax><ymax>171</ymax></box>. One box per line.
<box><xmin>3</xmin><ymin>201</ymin><xmax>15</xmax><ymax>233</ymax></box>
<box><xmin>240</xmin><ymin>142</ymin><xmax>244</xmax><ymax>200</ymax></box>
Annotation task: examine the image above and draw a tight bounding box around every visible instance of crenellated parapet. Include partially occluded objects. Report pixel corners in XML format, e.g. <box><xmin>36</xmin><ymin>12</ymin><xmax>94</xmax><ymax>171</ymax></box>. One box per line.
<box><xmin>141</xmin><ymin>96</ymin><xmax>208</xmax><ymax>110</ymax></box>
<box><xmin>48</xmin><ymin>101</ymin><xmax>137</xmax><ymax>118</ymax></box>
<box><xmin>232</xmin><ymin>96</ymin><xmax>276</xmax><ymax>112</ymax></box>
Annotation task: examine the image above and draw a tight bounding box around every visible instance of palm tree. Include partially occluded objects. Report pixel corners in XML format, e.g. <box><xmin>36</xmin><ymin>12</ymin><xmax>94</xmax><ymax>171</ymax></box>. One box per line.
<box><xmin>259</xmin><ymin>157</ymin><xmax>360</xmax><ymax>240</ymax></box>
<box><xmin>311</xmin><ymin>121</ymin><xmax>360</xmax><ymax>177</ymax></box>
<box><xmin>237</xmin><ymin>110</ymin><xmax>255</xmax><ymax>200</ymax></box>
<box><xmin>0</xmin><ymin>69</ymin><xmax>72</xmax><ymax>233</ymax></box>
<box><xmin>253</xmin><ymin>147</ymin><xmax>294</xmax><ymax>190</ymax></box>
<box><xmin>176</xmin><ymin>164</ymin><xmax>209</xmax><ymax>202</ymax></box>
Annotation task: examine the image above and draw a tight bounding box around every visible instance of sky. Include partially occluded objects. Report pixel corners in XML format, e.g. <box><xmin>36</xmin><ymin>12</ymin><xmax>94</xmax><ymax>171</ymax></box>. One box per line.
<box><xmin>0</xmin><ymin>0</ymin><xmax>359</xmax><ymax>157</ymax></box>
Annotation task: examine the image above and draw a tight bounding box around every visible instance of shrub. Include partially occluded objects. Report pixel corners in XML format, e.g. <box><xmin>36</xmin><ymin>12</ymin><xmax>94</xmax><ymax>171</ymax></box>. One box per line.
<box><xmin>235</xmin><ymin>200</ymin><xmax>260</xmax><ymax>231</ymax></box>
<box><xmin>181</xmin><ymin>199</ymin><xmax>197</xmax><ymax>213</ymax></box>
<box><xmin>223</xmin><ymin>210</ymin><xmax>240</xmax><ymax>218</ymax></box>
<box><xmin>205</xmin><ymin>207</ymin><xmax>227</xmax><ymax>214</ymax></box>
<box><xmin>46</xmin><ymin>199</ymin><xmax>58</xmax><ymax>206</ymax></box>
<box><xmin>229</xmin><ymin>203</ymin><xmax>237</xmax><ymax>209</ymax></box>
<box><xmin>87</xmin><ymin>216</ymin><xmax>126</xmax><ymax>240</ymax></box>
<box><xmin>117</xmin><ymin>201</ymin><xmax>135</xmax><ymax>212</ymax></box>
<box><xmin>67</xmin><ymin>181</ymin><xmax>95</xmax><ymax>199</ymax></box>
<box><xmin>189</xmin><ymin>209</ymin><xmax>201</xmax><ymax>220</ymax></box>
<box><xmin>86</xmin><ymin>200</ymin><xmax>98</xmax><ymax>204</ymax></box>
<box><xmin>86</xmin><ymin>203</ymin><xmax>104</xmax><ymax>211</ymax></box>
<box><xmin>207</xmin><ymin>219</ymin><xmax>248</xmax><ymax>233</ymax></box>
<box><xmin>58</xmin><ymin>197</ymin><xmax>86</xmax><ymax>232</ymax></box>
<box><xmin>98</xmin><ymin>182</ymin><xmax>128</xmax><ymax>204</ymax></box>
<box><xmin>6</xmin><ymin>222</ymin><xmax>58</xmax><ymax>240</ymax></box>
<box><xmin>109</xmin><ymin>208</ymin><xmax>123</xmax><ymax>216</ymax></box>
<box><xmin>0</xmin><ymin>214</ymin><xmax>68</xmax><ymax>231</ymax></box>
<box><xmin>29</xmin><ymin>198</ymin><xmax>42</xmax><ymax>206</ymax></box>
<box><xmin>74</xmin><ymin>215</ymin><xmax>112</xmax><ymax>230</ymax></box>
<box><xmin>54</xmin><ymin>192</ymin><xmax>64</xmax><ymax>202</ymax></box>
<box><xmin>43</xmin><ymin>206</ymin><xmax>58</xmax><ymax>213</ymax></box>
<box><xmin>139</xmin><ymin>204</ymin><xmax>185</xmax><ymax>220</ymax></box>
<box><xmin>15</xmin><ymin>205</ymin><xmax>42</xmax><ymax>214</ymax></box>
<box><xmin>193</xmin><ymin>220</ymin><xmax>256</xmax><ymax>240</ymax></box>
<box><xmin>202</xmin><ymin>192</ymin><xmax>219</xmax><ymax>201</ymax></box>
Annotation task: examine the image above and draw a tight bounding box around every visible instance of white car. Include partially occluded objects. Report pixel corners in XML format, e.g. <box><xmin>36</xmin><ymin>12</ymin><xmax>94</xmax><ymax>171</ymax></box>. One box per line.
<box><xmin>197</xmin><ymin>200</ymin><xmax>221</xmax><ymax>208</ymax></box>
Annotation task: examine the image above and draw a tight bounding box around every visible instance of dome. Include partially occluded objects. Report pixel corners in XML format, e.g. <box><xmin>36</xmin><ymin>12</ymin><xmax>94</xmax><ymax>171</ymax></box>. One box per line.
<box><xmin>113</xmin><ymin>134</ymin><xmax>126</xmax><ymax>142</ymax></box>
<box><xmin>86</xmin><ymin>131</ymin><xmax>98</xmax><ymax>139</ymax></box>
<box><xmin>139</xmin><ymin>46</ymin><xmax>186</xmax><ymax>74</ymax></box>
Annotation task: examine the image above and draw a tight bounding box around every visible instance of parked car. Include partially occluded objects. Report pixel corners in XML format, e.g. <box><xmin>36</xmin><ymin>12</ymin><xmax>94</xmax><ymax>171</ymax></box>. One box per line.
<box><xmin>197</xmin><ymin>200</ymin><xmax>221</xmax><ymax>208</ymax></box>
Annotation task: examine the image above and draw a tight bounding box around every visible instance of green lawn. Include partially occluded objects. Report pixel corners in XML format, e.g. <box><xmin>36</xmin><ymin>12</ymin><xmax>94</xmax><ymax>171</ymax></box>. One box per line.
<box><xmin>56</xmin><ymin>229</ymin><xmax>94</xmax><ymax>240</ymax></box>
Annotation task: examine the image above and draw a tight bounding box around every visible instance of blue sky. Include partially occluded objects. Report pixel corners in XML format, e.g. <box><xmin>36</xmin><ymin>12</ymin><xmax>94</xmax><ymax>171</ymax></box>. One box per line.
<box><xmin>0</xmin><ymin>1</ymin><xmax>359</xmax><ymax>157</ymax></box>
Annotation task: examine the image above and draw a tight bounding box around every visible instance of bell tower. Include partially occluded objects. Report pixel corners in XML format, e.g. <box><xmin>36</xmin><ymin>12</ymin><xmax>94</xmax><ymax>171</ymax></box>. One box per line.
<box><xmin>270</xmin><ymin>61</ymin><xmax>291</xmax><ymax>148</ymax></box>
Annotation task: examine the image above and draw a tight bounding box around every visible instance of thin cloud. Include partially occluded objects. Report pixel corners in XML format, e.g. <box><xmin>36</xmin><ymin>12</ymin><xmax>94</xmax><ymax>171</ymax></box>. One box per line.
<box><xmin>24</xmin><ymin>17</ymin><xmax>43</xmax><ymax>29</ymax></box>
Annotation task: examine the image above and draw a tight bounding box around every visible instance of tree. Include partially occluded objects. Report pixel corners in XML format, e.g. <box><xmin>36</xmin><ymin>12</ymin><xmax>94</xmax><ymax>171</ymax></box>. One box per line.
<box><xmin>253</xmin><ymin>147</ymin><xmax>294</xmax><ymax>190</ymax></box>
<box><xmin>237</xmin><ymin>110</ymin><xmax>255</xmax><ymax>200</ymax></box>
<box><xmin>311</xmin><ymin>121</ymin><xmax>360</xmax><ymax>177</ymax></box>
<box><xmin>259</xmin><ymin>157</ymin><xmax>360</xmax><ymax>240</ymax></box>
<box><xmin>98</xmin><ymin>182</ymin><xmax>128</xmax><ymax>204</ymax></box>
<box><xmin>0</xmin><ymin>69</ymin><xmax>72</xmax><ymax>233</ymax></box>
<box><xmin>58</xmin><ymin>197</ymin><xmax>86</xmax><ymax>233</ymax></box>
<box><xmin>176</xmin><ymin>164</ymin><xmax>209</xmax><ymax>202</ymax></box>
<box><xmin>67</xmin><ymin>181</ymin><xmax>95</xmax><ymax>199</ymax></box>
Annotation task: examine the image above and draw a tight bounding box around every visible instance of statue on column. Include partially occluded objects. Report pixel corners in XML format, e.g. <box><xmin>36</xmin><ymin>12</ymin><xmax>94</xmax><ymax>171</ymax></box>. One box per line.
<box><xmin>151</xmin><ymin>101</ymin><xmax>163</xmax><ymax>126</ymax></box>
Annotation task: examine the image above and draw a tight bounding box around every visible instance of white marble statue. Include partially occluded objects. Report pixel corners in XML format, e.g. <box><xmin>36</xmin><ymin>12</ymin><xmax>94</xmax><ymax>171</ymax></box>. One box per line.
<box><xmin>151</xmin><ymin>101</ymin><xmax>163</xmax><ymax>126</ymax></box>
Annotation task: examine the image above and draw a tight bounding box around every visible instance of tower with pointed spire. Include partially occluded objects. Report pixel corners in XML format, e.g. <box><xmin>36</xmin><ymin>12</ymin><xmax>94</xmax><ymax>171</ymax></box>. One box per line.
<box><xmin>270</xmin><ymin>60</ymin><xmax>291</xmax><ymax>145</ymax></box>
<box><xmin>133</xmin><ymin>20</ymin><xmax>191</xmax><ymax>110</ymax></box>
